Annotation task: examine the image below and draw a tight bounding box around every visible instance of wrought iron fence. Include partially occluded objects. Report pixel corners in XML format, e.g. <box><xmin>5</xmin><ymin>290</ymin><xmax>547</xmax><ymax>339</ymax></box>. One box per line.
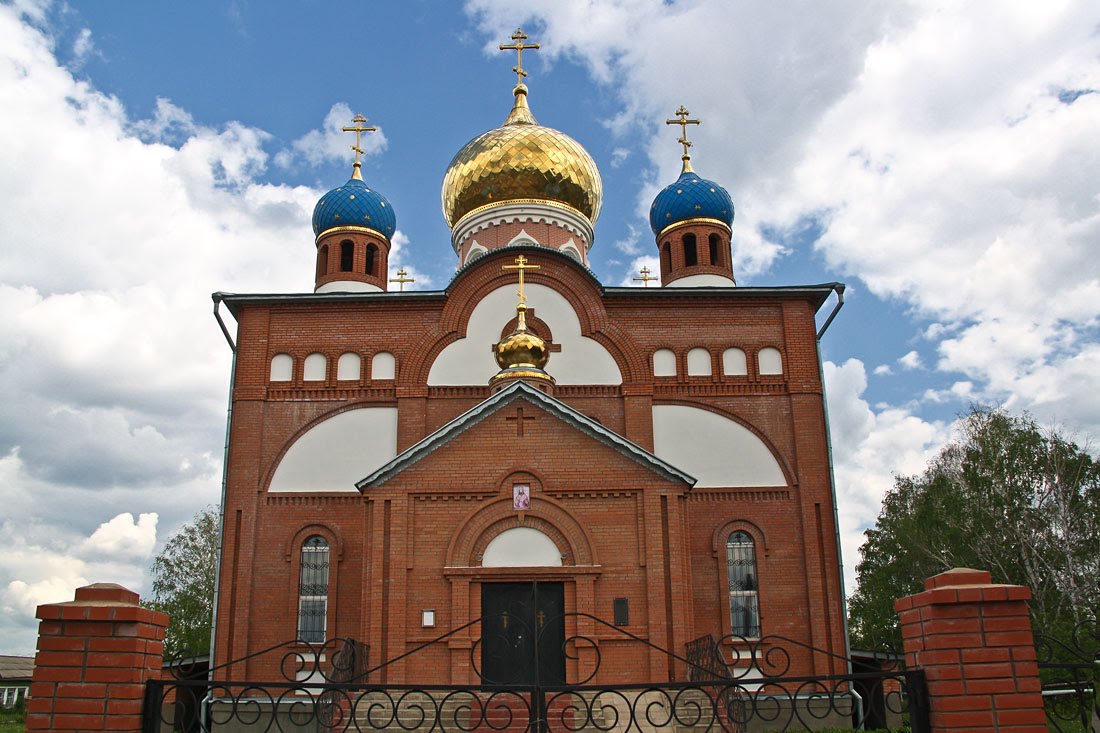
<box><xmin>1037</xmin><ymin>617</ymin><xmax>1100</xmax><ymax>733</ymax></box>
<box><xmin>145</xmin><ymin>614</ymin><xmax>927</xmax><ymax>732</ymax></box>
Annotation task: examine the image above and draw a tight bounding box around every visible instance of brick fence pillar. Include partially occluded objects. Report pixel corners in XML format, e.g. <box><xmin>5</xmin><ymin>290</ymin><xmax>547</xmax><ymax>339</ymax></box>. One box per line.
<box><xmin>895</xmin><ymin>567</ymin><xmax>1046</xmax><ymax>732</ymax></box>
<box><xmin>26</xmin><ymin>583</ymin><xmax>169</xmax><ymax>733</ymax></box>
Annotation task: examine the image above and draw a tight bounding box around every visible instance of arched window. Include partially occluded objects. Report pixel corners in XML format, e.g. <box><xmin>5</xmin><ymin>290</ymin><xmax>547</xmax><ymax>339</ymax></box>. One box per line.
<box><xmin>269</xmin><ymin>353</ymin><xmax>293</xmax><ymax>382</ymax></box>
<box><xmin>339</xmin><ymin>241</ymin><xmax>353</xmax><ymax>272</ymax></box>
<box><xmin>371</xmin><ymin>351</ymin><xmax>395</xmax><ymax>380</ymax></box>
<box><xmin>653</xmin><ymin>348</ymin><xmax>676</xmax><ymax>377</ymax></box>
<box><xmin>661</xmin><ymin>242</ymin><xmax>671</xmax><ymax>275</ymax></box>
<box><xmin>683</xmin><ymin>233</ymin><xmax>698</xmax><ymax>267</ymax></box>
<box><xmin>758</xmin><ymin>347</ymin><xmax>783</xmax><ymax>375</ymax></box>
<box><xmin>298</xmin><ymin>536</ymin><xmax>329</xmax><ymax>643</ymax></box>
<box><xmin>365</xmin><ymin>244</ymin><xmax>378</xmax><ymax>276</ymax></box>
<box><xmin>722</xmin><ymin>348</ymin><xmax>747</xmax><ymax>376</ymax></box>
<box><xmin>687</xmin><ymin>347</ymin><xmax>712</xmax><ymax>376</ymax></box>
<box><xmin>337</xmin><ymin>352</ymin><xmax>361</xmax><ymax>381</ymax></box>
<box><xmin>303</xmin><ymin>353</ymin><xmax>326</xmax><ymax>381</ymax></box>
<box><xmin>317</xmin><ymin>245</ymin><xmax>329</xmax><ymax>279</ymax></box>
<box><xmin>709</xmin><ymin>233</ymin><xmax>721</xmax><ymax>266</ymax></box>
<box><xmin>726</xmin><ymin>531</ymin><xmax>759</xmax><ymax>638</ymax></box>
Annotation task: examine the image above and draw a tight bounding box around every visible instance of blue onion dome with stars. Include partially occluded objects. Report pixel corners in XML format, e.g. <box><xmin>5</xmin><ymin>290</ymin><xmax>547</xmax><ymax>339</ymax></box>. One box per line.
<box><xmin>312</xmin><ymin>177</ymin><xmax>396</xmax><ymax>239</ymax></box>
<box><xmin>649</xmin><ymin>169</ymin><xmax>734</xmax><ymax>236</ymax></box>
<box><xmin>649</xmin><ymin>105</ymin><xmax>735</xmax><ymax>236</ymax></box>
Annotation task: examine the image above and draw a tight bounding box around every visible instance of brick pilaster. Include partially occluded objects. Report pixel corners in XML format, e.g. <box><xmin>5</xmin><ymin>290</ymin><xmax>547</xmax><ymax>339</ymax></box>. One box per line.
<box><xmin>895</xmin><ymin>568</ymin><xmax>1046</xmax><ymax>732</ymax></box>
<box><xmin>26</xmin><ymin>583</ymin><xmax>169</xmax><ymax>733</ymax></box>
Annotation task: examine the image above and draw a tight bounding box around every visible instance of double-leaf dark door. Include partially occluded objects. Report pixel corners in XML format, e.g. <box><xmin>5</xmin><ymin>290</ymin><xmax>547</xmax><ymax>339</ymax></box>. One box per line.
<box><xmin>480</xmin><ymin>581</ymin><xmax>565</xmax><ymax>685</ymax></box>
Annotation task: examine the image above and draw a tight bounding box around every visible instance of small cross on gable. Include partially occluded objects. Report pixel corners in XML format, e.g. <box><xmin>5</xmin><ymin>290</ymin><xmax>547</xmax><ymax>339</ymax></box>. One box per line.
<box><xmin>505</xmin><ymin>406</ymin><xmax>537</xmax><ymax>437</ymax></box>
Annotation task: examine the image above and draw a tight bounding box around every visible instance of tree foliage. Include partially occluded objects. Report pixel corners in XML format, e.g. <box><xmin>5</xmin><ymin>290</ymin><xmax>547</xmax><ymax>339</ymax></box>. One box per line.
<box><xmin>148</xmin><ymin>505</ymin><xmax>220</xmax><ymax>658</ymax></box>
<box><xmin>848</xmin><ymin>407</ymin><xmax>1100</xmax><ymax>649</ymax></box>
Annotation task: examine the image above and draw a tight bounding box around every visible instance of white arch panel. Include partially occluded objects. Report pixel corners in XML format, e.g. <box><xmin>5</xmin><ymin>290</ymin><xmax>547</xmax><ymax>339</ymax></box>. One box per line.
<box><xmin>482</xmin><ymin>527</ymin><xmax>563</xmax><ymax>567</ymax></box>
<box><xmin>652</xmin><ymin>405</ymin><xmax>785</xmax><ymax>487</ymax></box>
<box><xmin>427</xmin><ymin>283</ymin><xmax>621</xmax><ymax>385</ymax></box>
<box><xmin>269</xmin><ymin>407</ymin><xmax>398</xmax><ymax>492</ymax></box>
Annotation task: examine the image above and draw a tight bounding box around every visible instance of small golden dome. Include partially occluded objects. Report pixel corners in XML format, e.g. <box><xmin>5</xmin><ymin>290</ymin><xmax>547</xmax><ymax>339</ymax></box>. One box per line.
<box><xmin>494</xmin><ymin>305</ymin><xmax>550</xmax><ymax>370</ymax></box>
<box><xmin>441</xmin><ymin>85</ymin><xmax>603</xmax><ymax>228</ymax></box>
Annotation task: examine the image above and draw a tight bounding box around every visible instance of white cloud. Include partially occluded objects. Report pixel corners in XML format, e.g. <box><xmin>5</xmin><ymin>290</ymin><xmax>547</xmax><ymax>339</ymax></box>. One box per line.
<box><xmin>0</xmin><ymin>2</ymin><xmax>323</xmax><ymax>653</ymax></box>
<box><xmin>872</xmin><ymin>364</ymin><xmax>892</xmax><ymax>376</ymax></box>
<box><xmin>81</xmin><ymin>513</ymin><xmax>159</xmax><ymax>558</ymax></box>
<box><xmin>898</xmin><ymin>350</ymin><xmax>922</xmax><ymax>370</ymax></box>
<box><xmin>823</xmin><ymin>359</ymin><xmax>948</xmax><ymax>594</ymax></box>
<box><xmin>387</xmin><ymin>230</ymin><xmax>433</xmax><ymax>290</ymax></box>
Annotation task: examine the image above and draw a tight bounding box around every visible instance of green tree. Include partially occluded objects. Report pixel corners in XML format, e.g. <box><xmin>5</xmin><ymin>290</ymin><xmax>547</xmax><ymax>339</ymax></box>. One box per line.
<box><xmin>848</xmin><ymin>407</ymin><xmax>1100</xmax><ymax>649</ymax></box>
<box><xmin>148</xmin><ymin>506</ymin><xmax>220</xmax><ymax>658</ymax></box>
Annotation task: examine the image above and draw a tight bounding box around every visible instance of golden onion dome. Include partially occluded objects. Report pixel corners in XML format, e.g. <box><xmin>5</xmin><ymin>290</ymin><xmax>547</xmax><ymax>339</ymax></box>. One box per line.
<box><xmin>494</xmin><ymin>304</ymin><xmax>550</xmax><ymax>370</ymax></box>
<box><xmin>441</xmin><ymin>84</ymin><xmax>603</xmax><ymax>228</ymax></box>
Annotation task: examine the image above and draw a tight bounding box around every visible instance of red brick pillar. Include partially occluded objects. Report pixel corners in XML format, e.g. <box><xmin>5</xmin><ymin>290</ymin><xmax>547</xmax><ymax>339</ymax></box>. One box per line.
<box><xmin>895</xmin><ymin>568</ymin><xmax>1046</xmax><ymax>732</ymax></box>
<box><xmin>27</xmin><ymin>583</ymin><xmax>169</xmax><ymax>733</ymax></box>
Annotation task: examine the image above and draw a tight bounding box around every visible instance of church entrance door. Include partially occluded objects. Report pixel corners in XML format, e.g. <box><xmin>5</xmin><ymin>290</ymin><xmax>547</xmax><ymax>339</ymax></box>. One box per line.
<box><xmin>480</xmin><ymin>581</ymin><xmax>566</xmax><ymax>685</ymax></box>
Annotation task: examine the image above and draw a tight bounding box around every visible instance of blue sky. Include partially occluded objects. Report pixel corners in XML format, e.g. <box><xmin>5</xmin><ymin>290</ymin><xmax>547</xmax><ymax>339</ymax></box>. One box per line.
<box><xmin>0</xmin><ymin>0</ymin><xmax>1097</xmax><ymax>654</ymax></box>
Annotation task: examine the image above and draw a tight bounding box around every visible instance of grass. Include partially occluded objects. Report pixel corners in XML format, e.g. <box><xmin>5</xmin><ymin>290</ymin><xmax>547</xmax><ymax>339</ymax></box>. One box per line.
<box><xmin>0</xmin><ymin>704</ymin><xmax>25</xmax><ymax>733</ymax></box>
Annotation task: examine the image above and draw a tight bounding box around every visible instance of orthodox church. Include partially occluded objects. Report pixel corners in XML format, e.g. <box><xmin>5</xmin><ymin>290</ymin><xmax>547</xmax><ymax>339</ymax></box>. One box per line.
<box><xmin>211</xmin><ymin>31</ymin><xmax>847</xmax><ymax>685</ymax></box>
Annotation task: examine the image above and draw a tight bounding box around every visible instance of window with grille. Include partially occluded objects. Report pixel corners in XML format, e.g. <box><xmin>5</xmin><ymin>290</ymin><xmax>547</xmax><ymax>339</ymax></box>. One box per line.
<box><xmin>726</xmin><ymin>530</ymin><xmax>759</xmax><ymax>638</ymax></box>
<box><xmin>298</xmin><ymin>536</ymin><xmax>330</xmax><ymax>643</ymax></box>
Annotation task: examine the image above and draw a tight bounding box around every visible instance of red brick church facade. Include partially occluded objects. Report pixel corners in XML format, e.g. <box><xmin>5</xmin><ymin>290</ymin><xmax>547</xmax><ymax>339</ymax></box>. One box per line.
<box><xmin>211</xmin><ymin>39</ymin><xmax>847</xmax><ymax>685</ymax></box>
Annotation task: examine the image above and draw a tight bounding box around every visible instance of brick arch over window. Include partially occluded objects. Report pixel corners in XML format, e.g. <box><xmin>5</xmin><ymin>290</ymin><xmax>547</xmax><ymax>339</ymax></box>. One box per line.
<box><xmin>446</xmin><ymin>496</ymin><xmax>597</xmax><ymax>567</ymax></box>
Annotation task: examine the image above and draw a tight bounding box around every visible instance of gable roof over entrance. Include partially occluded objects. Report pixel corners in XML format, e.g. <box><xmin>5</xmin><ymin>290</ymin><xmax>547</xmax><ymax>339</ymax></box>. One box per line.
<box><xmin>356</xmin><ymin>380</ymin><xmax>696</xmax><ymax>489</ymax></box>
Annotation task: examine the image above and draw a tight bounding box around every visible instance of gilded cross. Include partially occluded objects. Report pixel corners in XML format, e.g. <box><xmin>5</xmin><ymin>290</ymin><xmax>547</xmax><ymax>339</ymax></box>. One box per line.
<box><xmin>389</xmin><ymin>267</ymin><xmax>414</xmax><ymax>292</ymax></box>
<box><xmin>666</xmin><ymin>105</ymin><xmax>700</xmax><ymax>170</ymax></box>
<box><xmin>506</xmin><ymin>407</ymin><xmax>536</xmax><ymax>437</ymax></box>
<box><xmin>632</xmin><ymin>266</ymin><xmax>658</xmax><ymax>287</ymax></box>
<box><xmin>499</xmin><ymin>28</ymin><xmax>540</xmax><ymax>86</ymax></box>
<box><xmin>341</xmin><ymin>113</ymin><xmax>378</xmax><ymax>179</ymax></box>
<box><xmin>502</xmin><ymin>254</ymin><xmax>540</xmax><ymax>307</ymax></box>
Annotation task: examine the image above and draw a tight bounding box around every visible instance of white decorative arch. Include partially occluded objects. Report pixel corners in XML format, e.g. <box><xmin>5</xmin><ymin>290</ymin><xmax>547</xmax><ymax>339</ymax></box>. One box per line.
<box><xmin>687</xmin><ymin>348</ymin><xmax>712</xmax><ymax>376</ymax></box>
<box><xmin>303</xmin><ymin>353</ymin><xmax>326</xmax><ymax>381</ymax></box>
<box><xmin>465</xmin><ymin>242</ymin><xmax>488</xmax><ymax>266</ymax></box>
<box><xmin>270</xmin><ymin>354</ymin><xmax>293</xmax><ymax>382</ymax></box>
<box><xmin>651</xmin><ymin>405</ymin><xmax>785</xmax><ymax>487</ymax></box>
<box><xmin>560</xmin><ymin>241</ymin><xmax>582</xmax><ymax>263</ymax></box>
<box><xmin>269</xmin><ymin>407</ymin><xmax>398</xmax><ymax>492</ymax></box>
<box><xmin>653</xmin><ymin>349</ymin><xmax>676</xmax><ymax>377</ymax></box>
<box><xmin>427</xmin><ymin>283</ymin><xmax>621</xmax><ymax>385</ymax></box>
<box><xmin>372</xmin><ymin>352</ymin><xmax>395</xmax><ymax>380</ymax></box>
<box><xmin>759</xmin><ymin>347</ymin><xmax>783</xmax><ymax>375</ymax></box>
<box><xmin>337</xmin><ymin>352</ymin><xmax>361</xmax><ymax>381</ymax></box>
<box><xmin>482</xmin><ymin>527</ymin><xmax>563</xmax><ymax>567</ymax></box>
<box><xmin>723</xmin><ymin>348</ymin><xmax>747</xmax><ymax>376</ymax></box>
<box><xmin>507</xmin><ymin>229</ymin><xmax>538</xmax><ymax>246</ymax></box>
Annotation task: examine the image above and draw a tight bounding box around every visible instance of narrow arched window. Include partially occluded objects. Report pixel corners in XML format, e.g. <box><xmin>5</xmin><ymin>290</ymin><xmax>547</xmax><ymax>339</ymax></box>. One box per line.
<box><xmin>317</xmin><ymin>245</ymin><xmax>329</xmax><ymax>279</ymax></box>
<box><xmin>661</xmin><ymin>242</ymin><xmax>671</xmax><ymax>275</ymax></box>
<box><xmin>339</xmin><ymin>241</ymin><xmax>353</xmax><ymax>272</ymax></box>
<box><xmin>709</xmin><ymin>233</ymin><xmax>721</xmax><ymax>266</ymax></box>
<box><xmin>365</xmin><ymin>244</ymin><xmax>378</xmax><ymax>276</ymax></box>
<box><xmin>726</xmin><ymin>531</ymin><xmax>760</xmax><ymax>638</ymax></box>
<box><xmin>298</xmin><ymin>536</ymin><xmax>330</xmax><ymax>643</ymax></box>
<box><xmin>683</xmin><ymin>233</ymin><xmax>698</xmax><ymax>266</ymax></box>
